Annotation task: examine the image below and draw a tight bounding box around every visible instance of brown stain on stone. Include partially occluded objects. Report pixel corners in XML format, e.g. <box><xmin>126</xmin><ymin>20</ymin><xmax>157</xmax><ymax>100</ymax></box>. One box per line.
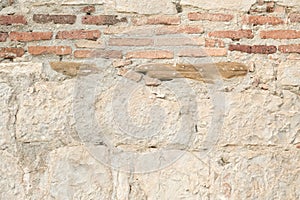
<box><xmin>50</xmin><ymin>62</ymin><xmax>98</xmax><ymax>77</ymax></box>
<box><xmin>135</xmin><ymin>62</ymin><xmax>248</xmax><ymax>83</ymax></box>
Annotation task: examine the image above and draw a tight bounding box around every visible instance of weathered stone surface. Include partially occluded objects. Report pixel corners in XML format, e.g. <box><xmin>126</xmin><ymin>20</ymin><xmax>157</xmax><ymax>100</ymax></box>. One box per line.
<box><xmin>115</xmin><ymin>0</ymin><xmax>176</xmax><ymax>14</ymax></box>
<box><xmin>181</xmin><ymin>0</ymin><xmax>256</xmax><ymax>11</ymax></box>
<box><xmin>221</xmin><ymin>90</ymin><xmax>300</xmax><ymax>145</ymax></box>
<box><xmin>279</xmin><ymin>0</ymin><xmax>300</xmax><ymax>7</ymax></box>
<box><xmin>0</xmin><ymin>0</ymin><xmax>300</xmax><ymax>199</ymax></box>
<box><xmin>132</xmin><ymin>149</ymin><xmax>300</xmax><ymax>199</ymax></box>
<box><xmin>0</xmin><ymin>151</ymin><xmax>25</xmax><ymax>199</ymax></box>
<box><xmin>62</xmin><ymin>0</ymin><xmax>104</xmax><ymax>5</ymax></box>
<box><xmin>144</xmin><ymin>76</ymin><xmax>162</xmax><ymax>86</ymax></box>
<box><xmin>278</xmin><ymin>60</ymin><xmax>300</xmax><ymax>86</ymax></box>
<box><xmin>39</xmin><ymin>146</ymin><xmax>113</xmax><ymax>199</ymax></box>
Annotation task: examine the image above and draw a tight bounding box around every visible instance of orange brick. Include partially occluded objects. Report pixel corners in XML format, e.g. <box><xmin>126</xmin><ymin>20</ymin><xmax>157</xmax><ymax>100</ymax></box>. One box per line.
<box><xmin>0</xmin><ymin>15</ymin><xmax>27</xmax><ymax>25</ymax></box>
<box><xmin>279</xmin><ymin>44</ymin><xmax>300</xmax><ymax>53</ymax></box>
<box><xmin>126</xmin><ymin>50</ymin><xmax>173</xmax><ymax>59</ymax></box>
<box><xmin>178</xmin><ymin>48</ymin><xmax>227</xmax><ymax>57</ymax></box>
<box><xmin>208</xmin><ymin>30</ymin><xmax>254</xmax><ymax>39</ymax></box>
<box><xmin>0</xmin><ymin>47</ymin><xmax>24</xmax><ymax>58</ymax></box>
<box><xmin>205</xmin><ymin>38</ymin><xmax>225</xmax><ymax>48</ymax></box>
<box><xmin>10</xmin><ymin>32</ymin><xmax>52</xmax><ymax>41</ymax></box>
<box><xmin>74</xmin><ymin>50</ymin><xmax>122</xmax><ymax>58</ymax></box>
<box><xmin>188</xmin><ymin>12</ymin><xmax>233</xmax><ymax>22</ymax></box>
<box><xmin>56</xmin><ymin>30</ymin><xmax>100</xmax><ymax>40</ymax></box>
<box><xmin>204</xmin><ymin>48</ymin><xmax>228</xmax><ymax>57</ymax></box>
<box><xmin>243</xmin><ymin>15</ymin><xmax>284</xmax><ymax>25</ymax></box>
<box><xmin>28</xmin><ymin>46</ymin><xmax>72</xmax><ymax>55</ymax></box>
<box><xmin>260</xmin><ymin>30</ymin><xmax>300</xmax><ymax>39</ymax></box>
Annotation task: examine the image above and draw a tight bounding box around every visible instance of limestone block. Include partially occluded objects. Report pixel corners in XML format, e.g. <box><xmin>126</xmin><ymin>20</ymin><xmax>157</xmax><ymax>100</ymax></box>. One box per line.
<box><xmin>278</xmin><ymin>60</ymin><xmax>300</xmax><ymax>86</ymax></box>
<box><xmin>115</xmin><ymin>0</ymin><xmax>176</xmax><ymax>14</ymax></box>
<box><xmin>62</xmin><ymin>0</ymin><xmax>104</xmax><ymax>5</ymax></box>
<box><xmin>181</xmin><ymin>0</ymin><xmax>256</xmax><ymax>11</ymax></box>
<box><xmin>39</xmin><ymin>146</ymin><xmax>113</xmax><ymax>199</ymax></box>
<box><xmin>0</xmin><ymin>151</ymin><xmax>25</xmax><ymax>199</ymax></box>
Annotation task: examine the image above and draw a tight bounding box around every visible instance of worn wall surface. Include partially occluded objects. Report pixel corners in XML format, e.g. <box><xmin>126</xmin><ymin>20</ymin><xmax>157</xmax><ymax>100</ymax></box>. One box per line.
<box><xmin>0</xmin><ymin>0</ymin><xmax>300</xmax><ymax>199</ymax></box>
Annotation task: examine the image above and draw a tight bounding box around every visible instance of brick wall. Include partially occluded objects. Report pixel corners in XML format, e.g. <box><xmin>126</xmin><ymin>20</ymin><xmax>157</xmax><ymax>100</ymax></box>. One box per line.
<box><xmin>0</xmin><ymin>1</ymin><xmax>299</xmax><ymax>60</ymax></box>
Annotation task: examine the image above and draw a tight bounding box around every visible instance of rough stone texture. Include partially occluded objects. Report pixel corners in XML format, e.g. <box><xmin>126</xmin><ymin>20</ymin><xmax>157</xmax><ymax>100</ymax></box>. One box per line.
<box><xmin>62</xmin><ymin>0</ymin><xmax>104</xmax><ymax>5</ymax></box>
<box><xmin>279</xmin><ymin>0</ymin><xmax>300</xmax><ymax>7</ymax></box>
<box><xmin>181</xmin><ymin>0</ymin><xmax>256</xmax><ymax>11</ymax></box>
<box><xmin>115</xmin><ymin>0</ymin><xmax>176</xmax><ymax>14</ymax></box>
<box><xmin>277</xmin><ymin>60</ymin><xmax>300</xmax><ymax>86</ymax></box>
<box><xmin>0</xmin><ymin>0</ymin><xmax>300</xmax><ymax>199</ymax></box>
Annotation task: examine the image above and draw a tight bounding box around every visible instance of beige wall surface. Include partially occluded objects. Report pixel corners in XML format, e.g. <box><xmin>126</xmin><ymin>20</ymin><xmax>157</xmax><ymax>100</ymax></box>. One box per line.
<box><xmin>0</xmin><ymin>0</ymin><xmax>299</xmax><ymax>199</ymax></box>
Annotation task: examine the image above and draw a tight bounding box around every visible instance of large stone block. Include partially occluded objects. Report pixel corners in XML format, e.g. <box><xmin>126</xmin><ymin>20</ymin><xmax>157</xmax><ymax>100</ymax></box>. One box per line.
<box><xmin>115</xmin><ymin>0</ymin><xmax>176</xmax><ymax>14</ymax></box>
<box><xmin>181</xmin><ymin>0</ymin><xmax>256</xmax><ymax>11</ymax></box>
<box><xmin>39</xmin><ymin>146</ymin><xmax>112</xmax><ymax>199</ymax></box>
<box><xmin>62</xmin><ymin>0</ymin><xmax>104</xmax><ymax>5</ymax></box>
<box><xmin>279</xmin><ymin>0</ymin><xmax>300</xmax><ymax>7</ymax></box>
<box><xmin>278</xmin><ymin>60</ymin><xmax>300</xmax><ymax>86</ymax></box>
<box><xmin>0</xmin><ymin>151</ymin><xmax>25</xmax><ymax>199</ymax></box>
<box><xmin>221</xmin><ymin>90</ymin><xmax>300</xmax><ymax>145</ymax></box>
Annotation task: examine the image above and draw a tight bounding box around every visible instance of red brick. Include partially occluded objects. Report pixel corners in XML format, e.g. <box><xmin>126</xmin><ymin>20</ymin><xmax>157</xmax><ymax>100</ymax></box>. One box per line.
<box><xmin>229</xmin><ymin>44</ymin><xmax>277</xmax><ymax>54</ymax></box>
<box><xmin>155</xmin><ymin>37</ymin><xmax>204</xmax><ymax>46</ymax></box>
<box><xmin>28</xmin><ymin>46</ymin><xmax>72</xmax><ymax>55</ymax></box>
<box><xmin>82</xmin><ymin>15</ymin><xmax>127</xmax><ymax>25</ymax></box>
<box><xmin>205</xmin><ymin>38</ymin><xmax>225</xmax><ymax>48</ymax></box>
<box><xmin>279</xmin><ymin>44</ymin><xmax>300</xmax><ymax>53</ymax></box>
<box><xmin>0</xmin><ymin>33</ymin><xmax>8</xmax><ymax>42</ymax></box>
<box><xmin>178</xmin><ymin>48</ymin><xmax>227</xmax><ymax>57</ymax></box>
<box><xmin>132</xmin><ymin>15</ymin><xmax>180</xmax><ymax>25</ymax></box>
<box><xmin>74</xmin><ymin>50</ymin><xmax>122</xmax><ymax>58</ymax></box>
<box><xmin>10</xmin><ymin>32</ymin><xmax>52</xmax><ymax>42</ymax></box>
<box><xmin>0</xmin><ymin>15</ymin><xmax>27</xmax><ymax>25</ymax></box>
<box><xmin>126</xmin><ymin>50</ymin><xmax>173</xmax><ymax>59</ymax></box>
<box><xmin>156</xmin><ymin>25</ymin><xmax>204</xmax><ymax>34</ymax></box>
<box><xmin>108</xmin><ymin>38</ymin><xmax>153</xmax><ymax>46</ymax></box>
<box><xmin>56</xmin><ymin>30</ymin><xmax>100</xmax><ymax>40</ymax></box>
<box><xmin>289</xmin><ymin>13</ymin><xmax>300</xmax><ymax>23</ymax></box>
<box><xmin>260</xmin><ymin>30</ymin><xmax>300</xmax><ymax>39</ymax></box>
<box><xmin>243</xmin><ymin>15</ymin><xmax>284</xmax><ymax>25</ymax></box>
<box><xmin>0</xmin><ymin>47</ymin><xmax>24</xmax><ymax>58</ymax></box>
<box><xmin>188</xmin><ymin>12</ymin><xmax>233</xmax><ymax>22</ymax></box>
<box><xmin>82</xmin><ymin>6</ymin><xmax>95</xmax><ymax>13</ymax></box>
<box><xmin>33</xmin><ymin>14</ymin><xmax>76</xmax><ymax>24</ymax></box>
<box><xmin>208</xmin><ymin>30</ymin><xmax>254</xmax><ymax>40</ymax></box>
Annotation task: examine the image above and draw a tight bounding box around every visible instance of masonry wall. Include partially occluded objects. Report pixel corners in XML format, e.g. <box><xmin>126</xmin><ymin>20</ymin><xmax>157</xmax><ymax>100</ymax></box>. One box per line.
<box><xmin>0</xmin><ymin>0</ymin><xmax>299</xmax><ymax>199</ymax></box>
